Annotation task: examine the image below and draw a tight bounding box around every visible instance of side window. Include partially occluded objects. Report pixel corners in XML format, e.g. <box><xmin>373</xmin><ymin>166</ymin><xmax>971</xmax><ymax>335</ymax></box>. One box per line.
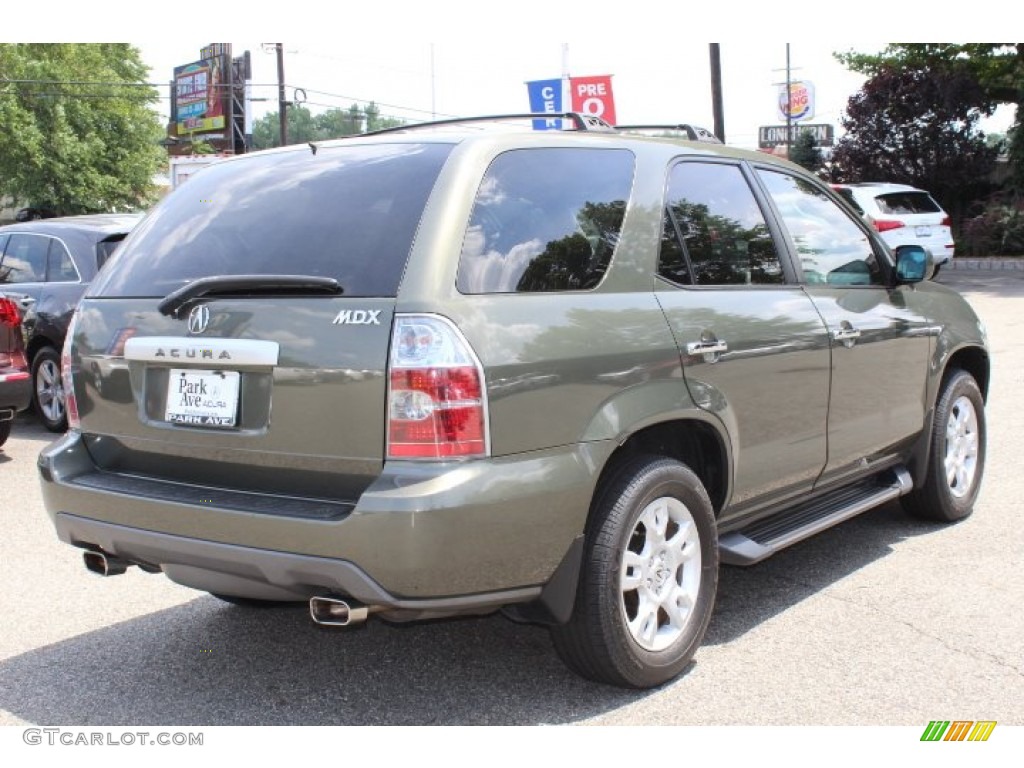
<box><xmin>457</xmin><ymin>148</ymin><xmax>634</xmax><ymax>293</ymax></box>
<box><xmin>47</xmin><ymin>239</ymin><xmax>80</xmax><ymax>282</ymax></box>
<box><xmin>659</xmin><ymin>162</ymin><xmax>784</xmax><ymax>286</ymax></box>
<box><xmin>759</xmin><ymin>170</ymin><xmax>883</xmax><ymax>286</ymax></box>
<box><xmin>0</xmin><ymin>234</ymin><xmax>48</xmax><ymax>284</ymax></box>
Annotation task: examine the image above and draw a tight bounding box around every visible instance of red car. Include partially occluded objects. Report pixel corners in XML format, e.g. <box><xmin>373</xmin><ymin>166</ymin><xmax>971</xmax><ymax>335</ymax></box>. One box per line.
<box><xmin>0</xmin><ymin>294</ymin><xmax>31</xmax><ymax>447</ymax></box>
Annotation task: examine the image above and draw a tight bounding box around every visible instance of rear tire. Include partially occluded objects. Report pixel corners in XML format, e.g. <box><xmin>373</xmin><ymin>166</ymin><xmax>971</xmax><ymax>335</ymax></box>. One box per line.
<box><xmin>903</xmin><ymin>370</ymin><xmax>985</xmax><ymax>522</ymax></box>
<box><xmin>550</xmin><ymin>456</ymin><xmax>718</xmax><ymax>688</ymax></box>
<box><xmin>31</xmin><ymin>346</ymin><xmax>67</xmax><ymax>433</ymax></box>
<box><xmin>0</xmin><ymin>419</ymin><xmax>11</xmax><ymax>447</ymax></box>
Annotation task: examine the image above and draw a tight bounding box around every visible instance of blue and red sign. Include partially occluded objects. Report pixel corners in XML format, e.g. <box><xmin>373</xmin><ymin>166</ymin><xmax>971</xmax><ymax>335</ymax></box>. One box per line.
<box><xmin>526</xmin><ymin>74</ymin><xmax>616</xmax><ymax>130</ymax></box>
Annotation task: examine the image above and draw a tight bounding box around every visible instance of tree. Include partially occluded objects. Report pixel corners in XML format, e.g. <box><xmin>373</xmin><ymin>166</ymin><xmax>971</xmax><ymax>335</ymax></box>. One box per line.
<box><xmin>828</xmin><ymin>64</ymin><xmax>997</xmax><ymax>223</ymax></box>
<box><xmin>0</xmin><ymin>44</ymin><xmax>163</xmax><ymax>214</ymax></box>
<box><xmin>836</xmin><ymin>44</ymin><xmax>1024</xmax><ymax>195</ymax></box>
<box><xmin>789</xmin><ymin>129</ymin><xmax>823</xmax><ymax>173</ymax></box>
<box><xmin>251</xmin><ymin>102</ymin><xmax>404</xmax><ymax>150</ymax></box>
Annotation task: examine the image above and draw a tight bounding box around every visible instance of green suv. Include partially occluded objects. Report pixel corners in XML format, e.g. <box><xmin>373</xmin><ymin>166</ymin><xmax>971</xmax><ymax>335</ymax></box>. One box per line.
<box><xmin>38</xmin><ymin>115</ymin><xmax>989</xmax><ymax>688</ymax></box>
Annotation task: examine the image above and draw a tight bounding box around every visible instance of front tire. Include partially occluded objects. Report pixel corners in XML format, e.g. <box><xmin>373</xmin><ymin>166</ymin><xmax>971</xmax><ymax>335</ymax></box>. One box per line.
<box><xmin>32</xmin><ymin>346</ymin><xmax>67</xmax><ymax>433</ymax></box>
<box><xmin>903</xmin><ymin>369</ymin><xmax>986</xmax><ymax>522</ymax></box>
<box><xmin>551</xmin><ymin>456</ymin><xmax>718</xmax><ymax>688</ymax></box>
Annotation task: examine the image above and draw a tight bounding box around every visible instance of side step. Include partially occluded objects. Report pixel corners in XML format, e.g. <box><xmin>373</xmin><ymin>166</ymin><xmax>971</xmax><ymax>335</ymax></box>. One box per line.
<box><xmin>719</xmin><ymin>467</ymin><xmax>913</xmax><ymax>566</ymax></box>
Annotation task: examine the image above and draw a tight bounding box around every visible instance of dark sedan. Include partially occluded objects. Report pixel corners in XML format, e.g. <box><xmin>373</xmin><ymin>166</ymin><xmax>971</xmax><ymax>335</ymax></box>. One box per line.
<box><xmin>0</xmin><ymin>214</ymin><xmax>142</xmax><ymax>431</ymax></box>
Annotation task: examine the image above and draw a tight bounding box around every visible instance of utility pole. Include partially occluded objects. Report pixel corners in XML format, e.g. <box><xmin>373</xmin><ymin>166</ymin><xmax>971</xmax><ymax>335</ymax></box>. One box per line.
<box><xmin>709</xmin><ymin>44</ymin><xmax>725</xmax><ymax>143</ymax></box>
<box><xmin>785</xmin><ymin>43</ymin><xmax>792</xmax><ymax>158</ymax></box>
<box><xmin>276</xmin><ymin>43</ymin><xmax>288</xmax><ymax>147</ymax></box>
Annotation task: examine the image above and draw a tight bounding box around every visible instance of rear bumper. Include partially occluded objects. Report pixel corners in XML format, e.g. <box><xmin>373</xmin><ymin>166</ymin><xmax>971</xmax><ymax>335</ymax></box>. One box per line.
<box><xmin>39</xmin><ymin>431</ymin><xmax>613</xmax><ymax>604</ymax></box>
<box><xmin>0</xmin><ymin>377</ymin><xmax>32</xmax><ymax>418</ymax></box>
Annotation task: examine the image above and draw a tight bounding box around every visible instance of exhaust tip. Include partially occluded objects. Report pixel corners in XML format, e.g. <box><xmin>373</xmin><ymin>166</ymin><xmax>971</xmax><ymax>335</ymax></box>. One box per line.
<box><xmin>83</xmin><ymin>550</ymin><xmax>129</xmax><ymax>576</ymax></box>
<box><xmin>309</xmin><ymin>595</ymin><xmax>369</xmax><ymax>627</ymax></box>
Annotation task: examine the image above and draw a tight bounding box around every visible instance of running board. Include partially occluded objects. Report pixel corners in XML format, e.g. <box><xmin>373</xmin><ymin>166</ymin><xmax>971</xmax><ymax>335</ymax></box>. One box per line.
<box><xmin>719</xmin><ymin>467</ymin><xmax>913</xmax><ymax>566</ymax></box>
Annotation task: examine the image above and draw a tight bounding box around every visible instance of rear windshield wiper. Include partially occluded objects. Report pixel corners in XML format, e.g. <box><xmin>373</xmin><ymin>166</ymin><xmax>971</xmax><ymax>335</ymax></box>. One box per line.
<box><xmin>158</xmin><ymin>275</ymin><xmax>343</xmax><ymax>317</ymax></box>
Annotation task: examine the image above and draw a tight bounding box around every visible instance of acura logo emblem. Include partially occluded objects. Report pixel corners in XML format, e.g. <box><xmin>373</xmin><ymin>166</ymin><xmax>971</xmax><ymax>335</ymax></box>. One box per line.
<box><xmin>187</xmin><ymin>305</ymin><xmax>210</xmax><ymax>335</ymax></box>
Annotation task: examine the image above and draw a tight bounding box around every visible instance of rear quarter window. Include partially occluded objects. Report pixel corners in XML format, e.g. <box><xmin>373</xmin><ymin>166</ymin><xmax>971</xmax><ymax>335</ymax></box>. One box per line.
<box><xmin>457</xmin><ymin>148</ymin><xmax>634</xmax><ymax>293</ymax></box>
<box><xmin>91</xmin><ymin>143</ymin><xmax>454</xmax><ymax>298</ymax></box>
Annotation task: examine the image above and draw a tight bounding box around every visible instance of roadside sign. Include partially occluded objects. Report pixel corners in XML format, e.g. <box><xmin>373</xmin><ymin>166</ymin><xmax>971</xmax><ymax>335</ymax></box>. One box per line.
<box><xmin>758</xmin><ymin>123</ymin><xmax>834</xmax><ymax>148</ymax></box>
<box><xmin>569</xmin><ymin>75</ymin><xmax>617</xmax><ymax>125</ymax></box>
<box><xmin>526</xmin><ymin>79</ymin><xmax>565</xmax><ymax>131</ymax></box>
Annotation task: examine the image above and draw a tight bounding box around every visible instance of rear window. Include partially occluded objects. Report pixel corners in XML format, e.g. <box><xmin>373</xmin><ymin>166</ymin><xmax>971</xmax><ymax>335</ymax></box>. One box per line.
<box><xmin>457</xmin><ymin>148</ymin><xmax>634</xmax><ymax>293</ymax></box>
<box><xmin>874</xmin><ymin>192</ymin><xmax>941</xmax><ymax>215</ymax></box>
<box><xmin>92</xmin><ymin>142</ymin><xmax>454</xmax><ymax>298</ymax></box>
<box><xmin>96</xmin><ymin>234</ymin><xmax>129</xmax><ymax>270</ymax></box>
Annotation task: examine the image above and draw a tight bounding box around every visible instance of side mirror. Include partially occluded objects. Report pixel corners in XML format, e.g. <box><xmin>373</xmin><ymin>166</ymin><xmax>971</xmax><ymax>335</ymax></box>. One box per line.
<box><xmin>895</xmin><ymin>245</ymin><xmax>931</xmax><ymax>283</ymax></box>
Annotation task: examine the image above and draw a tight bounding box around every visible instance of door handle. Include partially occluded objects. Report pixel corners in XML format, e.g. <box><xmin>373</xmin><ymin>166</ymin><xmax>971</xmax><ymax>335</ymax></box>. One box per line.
<box><xmin>832</xmin><ymin>327</ymin><xmax>861</xmax><ymax>348</ymax></box>
<box><xmin>686</xmin><ymin>340</ymin><xmax>728</xmax><ymax>356</ymax></box>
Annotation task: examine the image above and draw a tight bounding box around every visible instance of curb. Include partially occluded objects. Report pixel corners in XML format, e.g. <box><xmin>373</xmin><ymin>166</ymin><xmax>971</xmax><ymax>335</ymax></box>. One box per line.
<box><xmin>948</xmin><ymin>258</ymin><xmax>1024</xmax><ymax>271</ymax></box>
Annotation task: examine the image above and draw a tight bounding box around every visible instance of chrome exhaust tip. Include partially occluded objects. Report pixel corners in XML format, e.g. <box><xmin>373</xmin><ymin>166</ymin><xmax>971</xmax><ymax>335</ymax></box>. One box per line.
<box><xmin>83</xmin><ymin>550</ymin><xmax>129</xmax><ymax>576</ymax></box>
<box><xmin>309</xmin><ymin>595</ymin><xmax>370</xmax><ymax>627</ymax></box>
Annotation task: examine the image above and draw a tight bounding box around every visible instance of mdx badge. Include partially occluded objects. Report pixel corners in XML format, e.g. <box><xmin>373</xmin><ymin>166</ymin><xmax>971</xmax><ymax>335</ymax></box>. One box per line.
<box><xmin>187</xmin><ymin>305</ymin><xmax>211</xmax><ymax>335</ymax></box>
<box><xmin>332</xmin><ymin>309</ymin><xmax>381</xmax><ymax>326</ymax></box>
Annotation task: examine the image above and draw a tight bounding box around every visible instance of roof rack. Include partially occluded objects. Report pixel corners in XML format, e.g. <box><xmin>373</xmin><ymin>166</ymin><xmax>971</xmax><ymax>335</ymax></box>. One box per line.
<box><xmin>356</xmin><ymin>112</ymin><xmax>616</xmax><ymax>138</ymax></box>
<box><xmin>616</xmin><ymin>124</ymin><xmax>723</xmax><ymax>144</ymax></box>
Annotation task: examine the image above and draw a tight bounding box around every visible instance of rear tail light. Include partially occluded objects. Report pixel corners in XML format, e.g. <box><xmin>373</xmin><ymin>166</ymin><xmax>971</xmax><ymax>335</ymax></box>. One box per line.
<box><xmin>0</xmin><ymin>297</ymin><xmax>20</xmax><ymax>328</ymax></box>
<box><xmin>61</xmin><ymin>311</ymin><xmax>81</xmax><ymax>430</ymax></box>
<box><xmin>871</xmin><ymin>218</ymin><xmax>905</xmax><ymax>233</ymax></box>
<box><xmin>387</xmin><ymin>314</ymin><xmax>488</xmax><ymax>459</ymax></box>
<box><xmin>940</xmin><ymin>215</ymin><xmax>951</xmax><ymax>227</ymax></box>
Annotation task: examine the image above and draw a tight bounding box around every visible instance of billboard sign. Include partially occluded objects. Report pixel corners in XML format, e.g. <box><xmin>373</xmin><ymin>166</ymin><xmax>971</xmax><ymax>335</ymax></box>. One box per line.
<box><xmin>174</xmin><ymin>55</ymin><xmax>228</xmax><ymax>135</ymax></box>
<box><xmin>777</xmin><ymin>80</ymin><xmax>815</xmax><ymax>122</ymax></box>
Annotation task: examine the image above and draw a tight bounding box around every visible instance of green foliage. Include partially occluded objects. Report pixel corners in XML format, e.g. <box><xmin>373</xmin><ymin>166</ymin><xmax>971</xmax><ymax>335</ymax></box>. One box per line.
<box><xmin>251</xmin><ymin>102</ymin><xmax>405</xmax><ymax>150</ymax></box>
<box><xmin>788</xmin><ymin>129</ymin><xmax>823</xmax><ymax>173</ymax></box>
<box><xmin>0</xmin><ymin>43</ymin><xmax>164</xmax><ymax>214</ymax></box>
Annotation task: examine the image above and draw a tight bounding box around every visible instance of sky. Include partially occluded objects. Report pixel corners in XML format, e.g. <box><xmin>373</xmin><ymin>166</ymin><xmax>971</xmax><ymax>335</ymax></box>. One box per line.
<box><xmin>8</xmin><ymin>3</ymin><xmax>1017</xmax><ymax>152</ymax></box>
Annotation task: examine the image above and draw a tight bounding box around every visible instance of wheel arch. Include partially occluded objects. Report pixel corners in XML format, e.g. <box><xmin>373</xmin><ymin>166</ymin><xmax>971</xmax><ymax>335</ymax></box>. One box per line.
<box><xmin>909</xmin><ymin>343</ymin><xmax>989</xmax><ymax>490</ymax></box>
<box><xmin>522</xmin><ymin>415</ymin><xmax>731</xmax><ymax>627</ymax></box>
<box><xmin>593</xmin><ymin>417</ymin><xmax>731</xmax><ymax>525</ymax></box>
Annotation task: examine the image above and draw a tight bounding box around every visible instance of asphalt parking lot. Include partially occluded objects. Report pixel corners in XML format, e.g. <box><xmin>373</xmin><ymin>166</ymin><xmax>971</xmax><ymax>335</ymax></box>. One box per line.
<box><xmin>0</xmin><ymin>268</ymin><xmax>1022</xmax><ymax>727</ymax></box>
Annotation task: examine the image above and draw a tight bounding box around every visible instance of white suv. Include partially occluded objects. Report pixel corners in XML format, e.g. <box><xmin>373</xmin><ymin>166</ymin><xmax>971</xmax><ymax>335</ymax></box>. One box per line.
<box><xmin>832</xmin><ymin>183</ymin><xmax>954</xmax><ymax>273</ymax></box>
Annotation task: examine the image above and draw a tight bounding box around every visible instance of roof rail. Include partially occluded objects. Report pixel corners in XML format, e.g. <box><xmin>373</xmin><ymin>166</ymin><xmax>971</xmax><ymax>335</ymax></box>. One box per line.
<box><xmin>616</xmin><ymin>124</ymin><xmax>723</xmax><ymax>144</ymax></box>
<box><xmin>356</xmin><ymin>112</ymin><xmax>616</xmax><ymax>137</ymax></box>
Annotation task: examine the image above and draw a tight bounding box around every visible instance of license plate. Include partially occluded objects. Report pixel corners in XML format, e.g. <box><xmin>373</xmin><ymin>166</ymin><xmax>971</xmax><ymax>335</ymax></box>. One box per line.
<box><xmin>165</xmin><ymin>369</ymin><xmax>240</xmax><ymax>427</ymax></box>
<box><xmin>915</xmin><ymin>225</ymin><xmax>931</xmax><ymax>237</ymax></box>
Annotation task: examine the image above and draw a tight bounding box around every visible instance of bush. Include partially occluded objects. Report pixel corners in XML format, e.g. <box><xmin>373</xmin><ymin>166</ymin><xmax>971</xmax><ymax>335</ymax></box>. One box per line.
<box><xmin>961</xmin><ymin>202</ymin><xmax>1024</xmax><ymax>256</ymax></box>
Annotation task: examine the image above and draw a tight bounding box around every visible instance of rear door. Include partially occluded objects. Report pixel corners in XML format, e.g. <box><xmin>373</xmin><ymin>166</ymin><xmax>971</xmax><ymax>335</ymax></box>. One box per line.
<box><xmin>75</xmin><ymin>141</ymin><xmax>454</xmax><ymax>501</ymax></box>
<box><xmin>0</xmin><ymin>233</ymin><xmax>50</xmax><ymax>315</ymax></box>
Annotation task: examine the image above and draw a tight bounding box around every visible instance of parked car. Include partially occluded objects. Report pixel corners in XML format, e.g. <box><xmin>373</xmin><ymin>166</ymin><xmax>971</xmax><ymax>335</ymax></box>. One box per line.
<box><xmin>0</xmin><ymin>294</ymin><xmax>31</xmax><ymax>447</ymax></box>
<box><xmin>831</xmin><ymin>182</ymin><xmax>955</xmax><ymax>273</ymax></box>
<box><xmin>0</xmin><ymin>214</ymin><xmax>141</xmax><ymax>431</ymax></box>
<box><xmin>38</xmin><ymin>115</ymin><xmax>989</xmax><ymax>689</ymax></box>
<box><xmin>15</xmin><ymin>206</ymin><xmax>58</xmax><ymax>222</ymax></box>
